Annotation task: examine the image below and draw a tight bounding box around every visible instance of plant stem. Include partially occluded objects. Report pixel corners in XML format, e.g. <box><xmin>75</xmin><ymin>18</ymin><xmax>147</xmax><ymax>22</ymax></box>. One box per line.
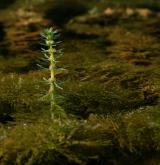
<box><xmin>49</xmin><ymin>43</ymin><xmax>55</xmax><ymax>119</ymax></box>
<box><xmin>40</xmin><ymin>27</ymin><xmax>66</xmax><ymax>120</ymax></box>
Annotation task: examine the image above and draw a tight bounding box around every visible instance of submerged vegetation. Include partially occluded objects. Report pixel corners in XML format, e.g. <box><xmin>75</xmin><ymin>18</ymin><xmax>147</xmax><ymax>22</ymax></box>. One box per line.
<box><xmin>40</xmin><ymin>27</ymin><xmax>66</xmax><ymax>119</ymax></box>
<box><xmin>0</xmin><ymin>0</ymin><xmax>160</xmax><ymax>164</ymax></box>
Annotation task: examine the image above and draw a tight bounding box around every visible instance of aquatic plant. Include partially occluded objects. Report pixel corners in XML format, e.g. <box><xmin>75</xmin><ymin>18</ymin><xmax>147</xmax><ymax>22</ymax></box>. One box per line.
<box><xmin>40</xmin><ymin>27</ymin><xmax>65</xmax><ymax>119</ymax></box>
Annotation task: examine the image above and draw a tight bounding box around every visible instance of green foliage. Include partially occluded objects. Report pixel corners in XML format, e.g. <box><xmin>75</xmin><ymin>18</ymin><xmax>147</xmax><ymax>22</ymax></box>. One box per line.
<box><xmin>40</xmin><ymin>27</ymin><xmax>66</xmax><ymax>119</ymax></box>
<box><xmin>61</xmin><ymin>83</ymin><xmax>148</xmax><ymax>118</ymax></box>
<box><xmin>118</xmin><ymin>105</ymin><xmax>160</xmax><ymax>153</ymax></box>
<box><xmin>1</xmin><ymin>106</ymin><xmax>160</xmax><ymax>164</ymax></box>
<box><xmin>0</xmin><ymin>0</ymin><xmax>160</xmax><ymax>164</ymax></box>
<box><xmin>0</xmin><ymin>73</ymin><xmax>43</xmax><ymax>114</ymax></box>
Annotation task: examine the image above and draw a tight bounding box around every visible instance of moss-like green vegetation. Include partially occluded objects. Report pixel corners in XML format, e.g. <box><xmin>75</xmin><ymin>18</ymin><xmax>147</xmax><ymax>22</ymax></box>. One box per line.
<box><xmin>0</xmin><ymin>0</ymin><xmax>160</xmax><ymax>164</ymax></box>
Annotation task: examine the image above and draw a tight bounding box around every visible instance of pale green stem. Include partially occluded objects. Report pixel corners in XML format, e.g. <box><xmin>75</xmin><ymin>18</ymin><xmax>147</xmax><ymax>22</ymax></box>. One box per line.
<box><xmin>49</xmin><ymin>43</ymin><xmax>55</xmax><ymax>119</ymax></box>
